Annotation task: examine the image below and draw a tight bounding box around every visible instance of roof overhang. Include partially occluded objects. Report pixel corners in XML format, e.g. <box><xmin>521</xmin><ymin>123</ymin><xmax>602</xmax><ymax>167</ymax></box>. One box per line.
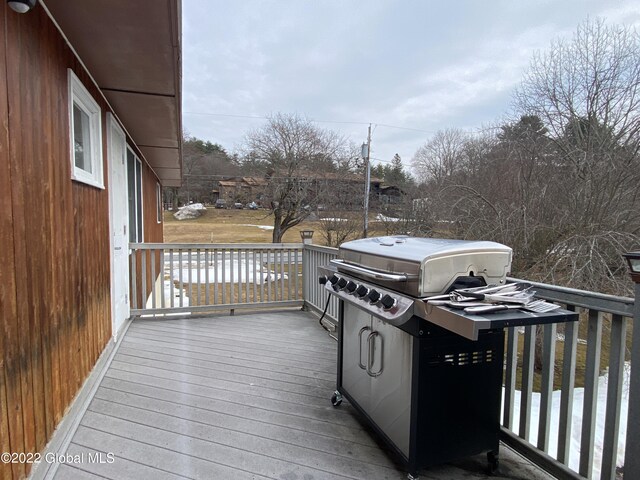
<box><xmin>44</xmin><ymin>0</ymin><xmax>183</xmax><ymax>186</ymax></box>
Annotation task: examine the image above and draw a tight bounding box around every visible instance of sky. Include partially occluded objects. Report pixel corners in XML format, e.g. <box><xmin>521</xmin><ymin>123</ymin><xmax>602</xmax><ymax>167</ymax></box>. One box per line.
<box><xmin>182</xmin><ymin>0</ymin><xmax>640</xmax><ymax>171</ymax></box>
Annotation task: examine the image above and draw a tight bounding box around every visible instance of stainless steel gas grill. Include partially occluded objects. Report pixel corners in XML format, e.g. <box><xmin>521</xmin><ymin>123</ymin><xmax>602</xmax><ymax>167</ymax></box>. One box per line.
<box><xmin>318</xmin><ymin>236</ymin><xmax>577</xmax><ymax>479</ymax></box>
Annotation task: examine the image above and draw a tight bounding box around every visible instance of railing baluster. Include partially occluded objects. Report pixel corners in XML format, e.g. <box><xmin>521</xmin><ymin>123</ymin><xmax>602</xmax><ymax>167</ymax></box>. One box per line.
<box><xmin>150</xmin><ymin>248</ymin><xmax>156</xmax><ymax>309</ymax></box>
<box><xmin>253</xmin><ymin>250</ymin><xmax>257</xmax><ymax>303</ymax></box>
<box><xmin>287</xmin><ymin>249</ymin><xmax>292</xmax><ymax>301</ymax></box>
<box><xmin>238</xmin><ymin>248</ymin><xmax>243</xmax><ymax>303</ymax></box>
<box><xmin>601</xmin><ymin>315</ymin><xmax>627</xmax><ymax>480</ymax></box>
<box><xmin>141</xmin><ymin>249</ymin><xmax>147</xmax><ymax>309</ymax></box>
<box><xmin>238</xmin><ymin>248</ymin><xmax>242</xmax><ymax>303</ymax></box>
<box><xmin>178</xmin><ymin>249</ymin><xmax>184</xmax><ymax>307</ymax></box>
<box><xmin>537</xmin><ymin>322</ymin><xmax>557</xmax><ymax>452</ymax></box>
<box><xmin>195</xmin><ymin>248</ymin><xmax>201</xmax><ymax>306</ymax></box>
<box><xmin>303</xmin><ymin>246</ymin><xmax>309</xmax><ymax>306</ymax></box>
<box><xmin>169</xmin><ymin>249</ymin><xmax>174</xmax><ymax>308</ymax></box>
<box><xmin>222</xmin><ymin>249</ymin><xmax>226</xmax><ymax>304</ymax></box>
<box><xmin>205</xmin><ymin>249</ymin><xmax>210</xmax><ymax>306</ymax></box>
<box><xmin>229</xmin><ymin>248</ymin><xmax>236</xmax><ymax>303</ymax></box>
<box><xmin>579</xmin><ymin>309</ymin><xmax>603</xmax><ymax>479</ymax></box>
<box><xmin>258</xmin><ymin>249</ymin><xmax>264</xmax><ymax>302</ymax></box>
<box><xmin>519</xmin><ymin>325</ymin><xmax>535</xmax><ymax>441</ymax></box>
<box><xmin>503</xmin><ymin>327</ymin><xmax>518</xmax><ymax>429</ymax></box>
<box><xmin>267</xmin><ymin>249</ymin><xmax>272</xmax><ymax>302</ymax></box>
<box><xmin>160</xmin><ymin>249</ymin><xmax>166</xmax><ymax>309</ymax></box>
<box><xmin>245</xmin><ymin>248</ymin><xmax>250</xmax><ymax>303</ymax></box>
<box><xmin>214</xmin><ymin>248</ymin><xmax>219</xmax><ymax>304</ymax></box>
<box><xmin>188</xmin><ymin>248</ymin><xmax>193</xmax><ymax>305</ymax></box>
<box><xmin>280</xmin><ymin>248</ymin><xmax>285</xmax><ymax>301</ymax></box>
<box><xmin>294</xmin><ymin>247</ymin><xmax>300</xmax><ymax>300</ymax></box>
<box><xmin>558</xmin><ymin>307</ymin><xmax>578</xmax><ymax>465</ymax></box>
<box><xmin>131</xmin><ymin>249</ymin><xmax>138</xmax><ymax>310</ymax></box>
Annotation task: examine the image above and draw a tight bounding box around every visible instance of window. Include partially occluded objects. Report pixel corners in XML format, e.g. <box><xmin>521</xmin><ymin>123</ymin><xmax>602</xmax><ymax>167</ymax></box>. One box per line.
<box><xmin>156</xmin><ymin>182</ymin><xmax>163</xmax><ymax>223</ymax></box>
<box><xmin>127</xmin><ymin>148</ymin><xmax>143</xmax><ymax>242</ymax></box>
<box><xmin>68</xmin><ymin>69</ymin><xmax>103</xmax><ymax>188</ymax></box>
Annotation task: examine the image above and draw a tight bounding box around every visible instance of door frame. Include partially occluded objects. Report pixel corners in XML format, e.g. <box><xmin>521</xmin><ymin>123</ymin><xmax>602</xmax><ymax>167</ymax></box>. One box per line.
<box><xmin>107</xmin><ymin>113</ymin><xmax>130</xmax><ymax>338</ymax></box>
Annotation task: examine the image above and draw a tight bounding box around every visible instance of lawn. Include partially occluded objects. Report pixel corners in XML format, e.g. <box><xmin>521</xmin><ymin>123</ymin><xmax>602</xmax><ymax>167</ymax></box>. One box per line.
<box><xmin>163</xmin><ymin>207</ymin><xmax>388</xmax><ymax>245</ymax></box>
<box><xmin>163</xmin><ymin>208</ymin><xmax>327</xmax><ymax>244</ymax></box>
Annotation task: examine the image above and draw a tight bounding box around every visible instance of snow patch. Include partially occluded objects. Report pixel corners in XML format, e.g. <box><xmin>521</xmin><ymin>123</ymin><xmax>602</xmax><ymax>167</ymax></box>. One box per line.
<box><xmin>169</xmin><ymin>257</ymin><xmax>287</xmax><ymax>284</ymax></box>
<box><xmin>173</xmin><ymin>203</ymin><xmax>207</xmax><ymax>220</ymax></box>
<box><xmin>240</xmin><ymin>224</ymin><xmax>275</xmax><ymax>230</ymax></box>
<box><xmin>504</xmin><ymin>363</ymin><xmax>630</xmax><ymax>480</ymax></box>
<box><xmin>374</xmin><ymin>214</ymin><xmax>400</xmax><ymax>222</ymax></box>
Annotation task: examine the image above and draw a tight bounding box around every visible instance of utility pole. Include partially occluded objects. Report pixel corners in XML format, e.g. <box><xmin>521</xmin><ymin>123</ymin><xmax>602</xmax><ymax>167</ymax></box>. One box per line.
<box><xmin>362</xmin><ymin>124</ymin><xmax>372</xmax><ymax>238</ymax></box>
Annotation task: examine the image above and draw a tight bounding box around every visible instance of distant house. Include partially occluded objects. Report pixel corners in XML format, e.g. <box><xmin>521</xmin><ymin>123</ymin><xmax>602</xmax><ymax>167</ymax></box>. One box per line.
<box><xmin>214</xmin><ymin>176</ymin><xmax>268</xmax><ymax>203</ymax></box>
<box><xmin>215</xmin><ymin>172</ymin><xmax>402</xmax><ymax>210</ymax></box>
<box><xmin>0</xmin><ymin>2</ymin><xmax>182</xmax><ymax>479</ymax></box>
<box><xmin>373</xmin><ymin>184</ymin><xmax>403</xmax><ymax>206</ymax></box>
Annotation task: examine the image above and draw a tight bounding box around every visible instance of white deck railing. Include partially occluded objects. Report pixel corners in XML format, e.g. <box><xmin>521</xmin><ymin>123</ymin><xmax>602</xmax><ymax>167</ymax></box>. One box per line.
<box><xmin>130</xmin><ymin>241</ymin><xmax>637</xmax><ymax>480</ymax></box>
<box><xmin>129</xmin><ymin>243</ymin><xmax>303</xmax><ymax>315</ymax></box>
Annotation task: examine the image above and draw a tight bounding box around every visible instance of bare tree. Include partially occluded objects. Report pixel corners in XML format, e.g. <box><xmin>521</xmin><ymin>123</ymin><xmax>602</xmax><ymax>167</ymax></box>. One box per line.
<box><xmin>513</xmin><ymin>18</ymin><xmax>640</xmax><ymax>294</ymax></box>
<box><xmin>411</xmin><ymin>129</ymin><xmax>469</xmax><ymax>184</ymax></box>
<box><xmin>242</xmin><ymin>113</ymin><xmax>349</xmax><ymax>242</ymax></box>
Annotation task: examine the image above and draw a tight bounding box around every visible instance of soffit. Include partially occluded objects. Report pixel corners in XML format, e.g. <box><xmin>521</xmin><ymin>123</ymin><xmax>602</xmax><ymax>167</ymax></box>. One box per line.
<box><xmin>44</xmin><ymin>0</ymin><xmax>182</xmax><ymax>186</ymax></box>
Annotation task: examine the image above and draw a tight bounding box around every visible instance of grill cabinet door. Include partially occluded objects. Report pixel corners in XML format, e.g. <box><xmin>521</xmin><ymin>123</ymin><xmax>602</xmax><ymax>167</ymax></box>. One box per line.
<box><xmin>368</xmin><ymin>317</ymin><xmax>413</xmax><ymax>457</ymax></box>
<box><xmin>341</xmin><ymin>302</ymin><xmax>372</xmax><ymax>411</ymax></box>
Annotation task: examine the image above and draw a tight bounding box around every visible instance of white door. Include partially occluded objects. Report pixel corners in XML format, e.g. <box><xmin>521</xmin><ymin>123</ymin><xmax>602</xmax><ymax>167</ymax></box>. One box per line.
<box><xmin>107</xmin><ymin>114</ymin><xmax>130</xmax><ymax>337</ymax></box>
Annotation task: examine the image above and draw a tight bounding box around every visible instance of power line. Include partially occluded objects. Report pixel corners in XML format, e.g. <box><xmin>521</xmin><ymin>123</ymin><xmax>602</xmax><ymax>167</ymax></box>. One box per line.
<box><xmin>183</xmin><ymin>111</ymin><xmax>434</xmax><ymax>134</ymax></box>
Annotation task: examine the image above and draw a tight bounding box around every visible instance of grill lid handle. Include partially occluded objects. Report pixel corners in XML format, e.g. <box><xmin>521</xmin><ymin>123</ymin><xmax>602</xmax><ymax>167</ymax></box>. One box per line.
<box><xmin>330</xmin><ymin>259</ymin><xmax>416</xmax><ymax>282</ymax></box>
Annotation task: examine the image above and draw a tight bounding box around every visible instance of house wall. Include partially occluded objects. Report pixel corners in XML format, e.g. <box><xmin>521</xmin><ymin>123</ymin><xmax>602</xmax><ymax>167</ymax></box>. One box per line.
<box><xmin>0</xmin><ymin>6</ymin><xmax>163</xmax><ymax>479</ymax></box>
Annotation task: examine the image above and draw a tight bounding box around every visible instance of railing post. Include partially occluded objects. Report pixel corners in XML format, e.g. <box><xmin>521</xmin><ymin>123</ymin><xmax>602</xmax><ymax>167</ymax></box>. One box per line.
<box><xmin>302</xmin><ymin>244</ymin><xmax>310</xmax><ymax>308</ymax></box>
<box><xmin>624</xmin><ymin>282</ymin><xmax>639</xmax><ymax>479</ymax></box>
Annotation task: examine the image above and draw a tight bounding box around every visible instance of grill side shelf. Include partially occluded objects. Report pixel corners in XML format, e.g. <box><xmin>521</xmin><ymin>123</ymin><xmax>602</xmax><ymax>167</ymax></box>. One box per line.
<box><xmin>422</xmin><ymin>304</ymin><xmax>579</xmax><ymax>341</ymax></box>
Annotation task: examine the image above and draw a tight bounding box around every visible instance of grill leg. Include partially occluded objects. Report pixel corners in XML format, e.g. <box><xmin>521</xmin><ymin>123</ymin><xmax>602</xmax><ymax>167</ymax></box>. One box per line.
<box><xmin>487</xmin><ymin>450</ymin><xmax>499</xmax><ymax>475</ymax></box>
<box><xmin>330</xmin><ymin>390</ymin><xmax>343</xmax><ymax>407</ymax></box>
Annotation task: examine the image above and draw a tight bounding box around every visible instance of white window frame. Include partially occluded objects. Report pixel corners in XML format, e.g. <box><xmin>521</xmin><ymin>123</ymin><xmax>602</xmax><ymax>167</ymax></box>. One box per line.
<box><xmin>156</xmin><ymin>182</ymin><xmax>163</xmax><ymax>223</ymax></box>
<box><xmin>68</xmin><ymin>69</ymin><xmax>104</xmax><ymax>189</ymax></box>
<box><xmin>127</xmin><ymin>147</ymin><xmax>144</xmax><ymax>243</ymax></box>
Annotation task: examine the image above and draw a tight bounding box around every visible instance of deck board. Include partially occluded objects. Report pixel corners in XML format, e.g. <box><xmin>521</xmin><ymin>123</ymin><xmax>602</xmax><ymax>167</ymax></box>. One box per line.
<box><xmin>50</xmin><ymin>310</ymin><xmax>552</xmax><ymax>480</ymax></box>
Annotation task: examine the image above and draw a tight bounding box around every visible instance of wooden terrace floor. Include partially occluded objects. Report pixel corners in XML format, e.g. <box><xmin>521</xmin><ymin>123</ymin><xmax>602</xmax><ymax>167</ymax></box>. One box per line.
<box><xmin>49</xmin><ymin>310</ymin><xmax>552</xmax><ymax>480</ymax></box>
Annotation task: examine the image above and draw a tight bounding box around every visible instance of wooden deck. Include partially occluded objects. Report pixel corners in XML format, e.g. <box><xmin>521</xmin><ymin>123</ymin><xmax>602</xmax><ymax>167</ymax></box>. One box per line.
<box><xmin>49</xmin><ymin>310</ymin><xmax>552</xmax><ymax>480</ymax></box>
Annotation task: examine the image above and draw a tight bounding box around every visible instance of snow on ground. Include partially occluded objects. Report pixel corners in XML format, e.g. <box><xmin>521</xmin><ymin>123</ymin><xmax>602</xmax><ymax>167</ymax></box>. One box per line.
<box><xmin>168</xmin><ymin>257</ymin><xmax>287</xmax><ymax>284</ymax></box>
<box><xmin>505</xmin><ymin>363</ymin><xmax>630</xmax><ymax>480</ymax></box>
<box><xmin>185</xmin><ymin>203</ymin><xmax>206</xmax><ymax>210</ymax></box>
<box><xmin>173</xmin><ymin>203</ymin><xmax>207</xmax><ymax>220</ymax></box>
<box><xmin>143</xmin><ymin>279</ymin><xmax>190</xmax><ymax>317</ymax></box>
<box><xmin>374</xmin><ymin>213</ymin><xmax>400</xmax><ymax>222</ymax></box>
<box><xmin>240</xmin><ymin>224</ymin><xmax>275</xmax><ymax>230</ymax></box>
<box><xmin>320</xmin><ymin>218</ymin><xmax>348</xmax><ymax>222</ymax></box>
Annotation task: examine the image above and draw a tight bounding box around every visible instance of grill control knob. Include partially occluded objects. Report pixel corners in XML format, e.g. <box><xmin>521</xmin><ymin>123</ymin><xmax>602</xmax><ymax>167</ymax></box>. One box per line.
<box><xmin>337</xmin><ymin>278</ymin><xmax>348</xmax><ymax>290</ymax></box>
<box><xmin>328</xmin><ymin>274</ymin><xmax>339</xmax><ymax>285</ymax></box>
<box><xmin>318</xmin><ymin>275</ymin><xmax>328</xmax><ymax>285</ymax></box>
<box><xmin>355</xmin><ymin>285</ymin><xmax>369</xmax><ymax>298</ymax></box>
<box><xmin>345</xmin><ymin>281</ymin><xmax>357</xmax><ymax>293</ymax></box>
<box><xmin>367</xmin><ymin>289</ymin><xmax>381</xmax><ymax>303</ymax></box>
<box><xmin>380</xmin><ymin>294</ymin><xmax>396</xmax><ymax>310</ymax></box>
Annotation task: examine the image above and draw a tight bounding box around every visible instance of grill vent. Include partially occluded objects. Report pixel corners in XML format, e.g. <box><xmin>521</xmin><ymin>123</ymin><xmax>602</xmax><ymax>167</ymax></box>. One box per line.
<box><xmin>428</xmin><ymin>349</ymin><xmax>494</xmax><ymax>367</ymax></box>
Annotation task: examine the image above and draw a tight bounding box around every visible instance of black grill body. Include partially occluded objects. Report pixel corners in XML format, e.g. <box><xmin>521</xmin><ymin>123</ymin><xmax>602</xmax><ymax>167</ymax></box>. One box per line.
<box><xmin>336</xmin><ymin>306</ymin><xmax>504</xmax><ymax>476</ymax></box>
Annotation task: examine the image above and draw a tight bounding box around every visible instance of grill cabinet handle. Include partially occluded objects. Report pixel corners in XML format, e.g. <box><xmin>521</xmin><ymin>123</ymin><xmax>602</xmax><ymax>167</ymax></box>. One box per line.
<box><xmin>358</xmin><ymin>326</ymin><xmax>372</xmax><ymax>369</ymax></box>
<box><xmin>330</xmin><ymin>259</ymin><xmax>416</xmax><ymax>282</ymax></box>
<box><xmin>366</xmin><ymin>331</ymin><xmax>383</xmax><ymax>377</ymax></box>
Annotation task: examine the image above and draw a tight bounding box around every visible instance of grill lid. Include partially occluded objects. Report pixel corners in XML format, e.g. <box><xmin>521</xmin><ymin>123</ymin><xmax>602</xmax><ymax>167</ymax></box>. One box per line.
<box><xmin>337</xmin><ymin>236</ymin><xmax>512</xmax><ymax>297</ymax></box>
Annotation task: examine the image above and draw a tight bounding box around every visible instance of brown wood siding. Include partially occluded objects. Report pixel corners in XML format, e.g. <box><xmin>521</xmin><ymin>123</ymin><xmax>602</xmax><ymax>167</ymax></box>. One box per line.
<box><xmin>0</xmin><ymin>6</ymin><xmax>164</xmax><ymax>479</ymax></box>
<box><xmin>143</xmin><ymin>162</ymin><xmax>164</xmax><ymax>243</ymax></box>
